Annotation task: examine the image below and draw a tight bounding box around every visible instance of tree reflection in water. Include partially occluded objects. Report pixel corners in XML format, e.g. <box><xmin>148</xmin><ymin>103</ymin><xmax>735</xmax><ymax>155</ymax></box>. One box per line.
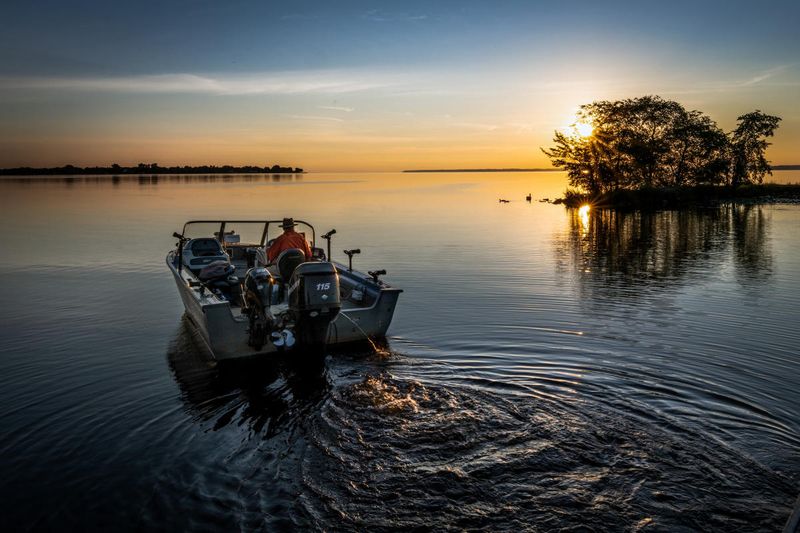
<box><xmin>554</xmin><ymin>205</ymin><xmax>773</xmax><ymax>300</ymax></box>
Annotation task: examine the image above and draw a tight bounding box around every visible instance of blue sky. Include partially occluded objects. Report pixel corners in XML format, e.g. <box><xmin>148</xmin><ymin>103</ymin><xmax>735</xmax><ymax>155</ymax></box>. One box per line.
<box><xmin>1</xmin><ymin>0</ymin><xmax>798</xmax><ymax>169</ymax></box>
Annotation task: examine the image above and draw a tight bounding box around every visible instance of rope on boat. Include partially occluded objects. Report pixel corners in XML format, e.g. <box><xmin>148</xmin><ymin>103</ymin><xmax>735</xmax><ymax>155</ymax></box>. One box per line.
<box><xmin>337</xmin><ymin>312</ymin><xmax>387</xmax><ymax>355</ymax></box>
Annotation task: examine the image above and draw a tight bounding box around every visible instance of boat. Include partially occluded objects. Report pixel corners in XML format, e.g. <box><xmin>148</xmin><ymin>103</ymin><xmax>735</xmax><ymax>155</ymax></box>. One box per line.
<box><xmin>167</xmin><ymin>219</ymin><xmax>402</xmax><ymax>360</ymax></box>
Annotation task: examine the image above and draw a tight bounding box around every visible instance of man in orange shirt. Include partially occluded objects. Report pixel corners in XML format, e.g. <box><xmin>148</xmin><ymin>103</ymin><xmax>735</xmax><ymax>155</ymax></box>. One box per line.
<box><xmin>267</xmin><ymin>218</ymin><xmax>313</xmax><ymax>262</ymax></box>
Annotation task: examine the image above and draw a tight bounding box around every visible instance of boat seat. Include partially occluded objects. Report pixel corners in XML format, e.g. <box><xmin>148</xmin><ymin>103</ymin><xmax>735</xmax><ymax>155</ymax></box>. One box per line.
<box><xmin>276</xmin><ymin>248</ymin><xmax>305</xmax><ymax>281</ymax></box>
<box><xmin>182</xmin><ymin>237</ymin><xmax>229</xmax><ymax>273</ymax></box>
<box><xmin>256</xmin><ymin>248</ymin><xmax>306</xmax><ymax>277</ymax></box>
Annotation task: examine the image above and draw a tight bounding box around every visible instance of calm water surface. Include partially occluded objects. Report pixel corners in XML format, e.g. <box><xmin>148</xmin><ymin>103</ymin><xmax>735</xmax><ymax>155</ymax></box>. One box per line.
<box><xmin>1</xmin><ymin>171</ymin><xmax>799</xmax><ymax>531</ymax></box>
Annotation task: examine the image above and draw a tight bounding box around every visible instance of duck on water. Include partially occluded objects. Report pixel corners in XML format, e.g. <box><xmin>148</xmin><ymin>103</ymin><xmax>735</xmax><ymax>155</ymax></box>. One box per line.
<box><xmin>167</xmin><ymin>218</ymin><xmax>402</xmax><ymax>360</ymax></box>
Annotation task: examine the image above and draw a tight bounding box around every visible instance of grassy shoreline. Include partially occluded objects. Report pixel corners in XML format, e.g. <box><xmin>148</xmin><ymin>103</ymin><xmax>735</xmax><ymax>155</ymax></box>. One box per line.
<box><xmin>556</xmin><ymin>183</ymin><xmax>800</xmax><ymax>209</ymax></box>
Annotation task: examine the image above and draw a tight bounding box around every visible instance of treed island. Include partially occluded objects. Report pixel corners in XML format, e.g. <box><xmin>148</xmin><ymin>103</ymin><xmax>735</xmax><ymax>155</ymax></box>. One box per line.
<box><xmin>542</xmin><ymin>95</ymin><xmax>799</xmax><ymax>208</ymax></box>
<box><xmin>0</xmin><ymin>163</ymin><xmax>303</xmax><ymax>176</ymax></box>
<box><xmin>3</xmin><ymin>94</ymin><xmax>797</xmax><ymax>210</ymax></box>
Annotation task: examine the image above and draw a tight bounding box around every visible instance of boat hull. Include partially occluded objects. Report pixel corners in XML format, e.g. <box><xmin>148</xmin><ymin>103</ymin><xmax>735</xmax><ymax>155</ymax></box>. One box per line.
<box><xmin>168</xmin><ymin>252</ymin><xmax>401</xmax><ymax>360</ymax></box>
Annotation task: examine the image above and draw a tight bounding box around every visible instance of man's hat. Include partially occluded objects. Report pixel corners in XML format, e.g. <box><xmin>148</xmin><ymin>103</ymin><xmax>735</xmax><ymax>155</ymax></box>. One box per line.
<box><xmin>279</xmin><ymin>217</ymin><xmax>298</xmax><ymax>229</ymax></box>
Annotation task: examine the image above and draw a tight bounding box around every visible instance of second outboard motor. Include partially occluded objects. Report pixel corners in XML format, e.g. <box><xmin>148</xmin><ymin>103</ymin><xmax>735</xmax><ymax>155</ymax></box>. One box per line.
<box><xmin>244</xmin><ymin>267</ymin><xmax>275</xmax><ymax>308</ymax></box>
<box><xmin>287</xmin><ymin>262</ymin><xmax>341</xmax><ymax>348</ymax></box>
<box><xmin>244</xmin><ymin>267</ymin><xmax>275</xmax><ymax>350</ymax></box>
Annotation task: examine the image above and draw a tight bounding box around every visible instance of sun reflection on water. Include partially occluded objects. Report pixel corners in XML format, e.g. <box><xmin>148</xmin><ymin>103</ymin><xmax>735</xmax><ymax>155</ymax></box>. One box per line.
<box><xmin>578</xmin><ymin>204</ymin><xmax>591</xmax><ymax>232</ymax></box>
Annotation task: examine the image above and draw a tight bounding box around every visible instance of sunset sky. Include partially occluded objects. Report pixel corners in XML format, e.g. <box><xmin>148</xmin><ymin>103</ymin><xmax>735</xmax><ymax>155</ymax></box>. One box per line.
<box><xmin>1</xmin><ymin>0</ymin><xmax>798</xmax><ymax>171</ymax></box>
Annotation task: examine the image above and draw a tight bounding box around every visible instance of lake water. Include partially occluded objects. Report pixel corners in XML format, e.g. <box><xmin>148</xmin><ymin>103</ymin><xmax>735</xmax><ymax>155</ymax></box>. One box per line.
<box><xmin>1</xmin><ymin>171</ymin><xmax>799</xmax><ymax>530</ymax></box>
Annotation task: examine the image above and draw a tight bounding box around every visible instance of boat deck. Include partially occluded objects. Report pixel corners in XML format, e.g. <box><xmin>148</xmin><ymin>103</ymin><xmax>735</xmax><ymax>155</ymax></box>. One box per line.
<box><xmin>177</xmin><ymin>251</ymin><xmax>385</xmax><ymax>317</ymax></box>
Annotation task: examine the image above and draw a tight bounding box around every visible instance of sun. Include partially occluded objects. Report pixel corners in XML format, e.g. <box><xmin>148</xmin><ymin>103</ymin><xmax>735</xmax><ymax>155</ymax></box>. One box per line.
<box><xmin>561</xmin><ymin>109</ymin><xmax>595</xmax><ymax>138</ymax></box>
<box><xmin>574</xmin><ymin>121</ymin><xmax>594</xmax><ymax>138</ymax></box>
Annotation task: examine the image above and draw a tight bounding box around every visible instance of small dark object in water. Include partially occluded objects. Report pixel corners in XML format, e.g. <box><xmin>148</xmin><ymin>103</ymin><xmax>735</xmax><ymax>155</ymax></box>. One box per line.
<box><xmin>526</xmin><ymin>193</ymin><xmax>532</xmax><ymax>202</ymax></box>
<box><xmin>499</xmin><ymin>199</ymin><xmax>510</xmax><ymax>203</ymax></box>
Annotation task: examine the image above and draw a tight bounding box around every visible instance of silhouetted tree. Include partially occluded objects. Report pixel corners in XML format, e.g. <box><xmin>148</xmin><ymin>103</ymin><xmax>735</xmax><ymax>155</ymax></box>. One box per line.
<box><xmin>729</xmin><ymin>111</ymin><xmax>781</xmax><ymax>186</ymax></box>
<box><xmin>541</xmin><ymin>130</ymin><xmax>599</xmax><ymax>194</ymax></box>
<box><xmin>666</xmin><ymin>110</ymin><xmax>730</xmax><ymax>186</ymax></box>
<box><xmin>543</xmin><ymin>96</ymin><xmax>780</xmax><ymax>193</ymax></box>
<box><xmin>587</xmin><ymin>96</ymin><xmax>684</xmax><ymax>188</ymax></box>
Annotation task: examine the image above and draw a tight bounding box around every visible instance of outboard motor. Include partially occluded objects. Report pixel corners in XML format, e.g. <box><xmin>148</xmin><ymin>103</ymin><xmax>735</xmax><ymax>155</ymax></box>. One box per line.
<box><xmin>287</xmin><ymin>262</ymin><xmax>341</xmax><ymax>348</ymax></box>
<box><xmin>244</xmin><ymin>267</ymin><xmax>276</xmax><ymax>350</ymax></box>
<box><xmin>244</xmin><ymin>267</ymin><xmax>275</xmax><ymax>308</ymax></box>
<box><xmin>198</xmin><ymin>260</ymin><xmax>239</xmax><ymax>303</ymax></box>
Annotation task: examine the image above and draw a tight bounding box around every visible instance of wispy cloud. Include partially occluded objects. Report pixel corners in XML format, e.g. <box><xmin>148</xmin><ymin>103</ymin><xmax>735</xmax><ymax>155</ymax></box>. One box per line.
<box><xmin>317</xmin><ymin>105</ymin><xmax>354</xmax><ymax>112</ymax></box>
<box><xmin>0</xmin><ymin>71</ymin><xmax>398</xmax><ymax>95</ymax></box>
<box><xmin>454</xmin><ymin>122</ymin><xmax>499</xmax><ymax>132</ymax></box>
<box><xmin>740</xmin><ymin>64</ymin><xmax>795</xmax><ymax>86</ymax></box>
<box><xmin>657</xmin><ymin>66</ymin><xmax>800</xmax><ymax>98</ymax></box>
<box><xmin>507</xmin><ymin>122</ymin><xmax>534</xmax><ymax>132</ymax></box>
<box><xmin>287</xmin><ymin>115</ymin><xmax>344</xmax><ymax>122</ymax></box>
<box><xmin>362</xmin><ymin>9</ymin><xmax>428</xmax><ymax>22</ymax></box>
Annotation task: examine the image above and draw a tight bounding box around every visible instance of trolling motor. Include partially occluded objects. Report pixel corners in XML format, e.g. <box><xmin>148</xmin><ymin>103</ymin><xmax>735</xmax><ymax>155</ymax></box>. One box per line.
<box><xmin>173</xmin><ymin>232</ymin><xmax>188</xmax><ymax>271</ymax></box>
<box><xmin>321</xmin><ymin>229</ymin><xmax>336</xmax><ymax>261</ymax></box>
<box><xmin>368</xmin><ymin>269</ymin><xmax>386</xmax><ymax>284</ymax></box>
<box><xmin>343</xmin><ymin>249</ymin><xmax>360</xmax><ymax>271</ymax></box>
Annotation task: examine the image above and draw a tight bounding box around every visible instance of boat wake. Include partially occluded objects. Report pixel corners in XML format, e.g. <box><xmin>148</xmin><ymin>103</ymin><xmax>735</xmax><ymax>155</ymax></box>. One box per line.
<box><xmin>301</xmin><ymin>373</ymin><xmax>794</xmax><ymax>531</ymax></box>
<box><xmin>158</xmin><ymin>326</ymin><xmax>795</xmax><ymax>531</ymax></box>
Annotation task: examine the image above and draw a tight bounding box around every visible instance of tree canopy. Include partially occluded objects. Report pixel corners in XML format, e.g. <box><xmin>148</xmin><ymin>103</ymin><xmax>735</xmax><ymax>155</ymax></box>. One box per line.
<box><xmin>542</xmin><ymin>96</ymin><xmax>780</xmax><ymax>195</ymax></box>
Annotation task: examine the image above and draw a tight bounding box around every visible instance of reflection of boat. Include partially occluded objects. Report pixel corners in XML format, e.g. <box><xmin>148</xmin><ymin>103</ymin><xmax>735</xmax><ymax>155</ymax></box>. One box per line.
<box><xmin>166</xmin><ymin>317</ymin><xmax>329</xmax><ymax>434</ymax></box>
<box><xmin>167</xmin><ymin>220</ymin><xmax>402</xmax><ymax>360</ymax></box>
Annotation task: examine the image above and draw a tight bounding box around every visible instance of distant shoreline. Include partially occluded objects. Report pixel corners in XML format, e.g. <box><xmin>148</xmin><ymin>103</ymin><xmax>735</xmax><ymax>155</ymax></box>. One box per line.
<box><xmin>403</xmin><ymin>168</ymin><xmax>559</xmax><ymax>173</ymax></box>
<box><xmin>403</xmin><ymin>165</ymin><xmax>800</xmax><ymax>173</ymax></box>
<box><xmin>0</xmin><ymin>164</ymin><xmax>304</xmax><ymax>176</ymax></box>
<box><xmin>1</xmin><ymin>165</ymin><xmax>797</xmax><ymax>177</ymax></box>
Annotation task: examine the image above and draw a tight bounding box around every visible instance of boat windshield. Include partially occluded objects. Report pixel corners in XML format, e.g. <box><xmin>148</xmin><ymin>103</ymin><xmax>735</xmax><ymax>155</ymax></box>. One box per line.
<box><xmin>181</xmin><ymin>220</ymin><xmax>316</xmax><ymax>248</ymax></box>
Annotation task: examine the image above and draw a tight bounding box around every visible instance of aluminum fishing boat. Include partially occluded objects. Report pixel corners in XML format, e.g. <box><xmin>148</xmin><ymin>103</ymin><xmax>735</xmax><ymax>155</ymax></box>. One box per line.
<box><xmin>167</xmin><ymin>220</ymin><xmax>402</xmax><ymax>360</ymax></box>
